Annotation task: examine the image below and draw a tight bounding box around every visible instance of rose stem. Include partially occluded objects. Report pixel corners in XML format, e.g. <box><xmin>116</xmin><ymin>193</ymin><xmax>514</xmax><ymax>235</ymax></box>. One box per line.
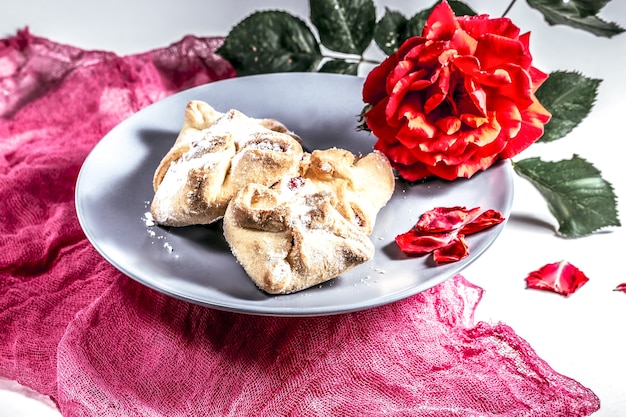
<box><xmin>502</xmin><ymin>0</ymin><xmax>517</xmax><ymax>17</ymax></box>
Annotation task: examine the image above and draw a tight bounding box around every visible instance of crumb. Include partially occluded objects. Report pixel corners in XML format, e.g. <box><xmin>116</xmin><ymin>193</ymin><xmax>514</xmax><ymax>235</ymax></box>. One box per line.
<box><xmin>143</xmin><ymin>211</ymin><xmax>155</xmax><ymax>227</ymax></box>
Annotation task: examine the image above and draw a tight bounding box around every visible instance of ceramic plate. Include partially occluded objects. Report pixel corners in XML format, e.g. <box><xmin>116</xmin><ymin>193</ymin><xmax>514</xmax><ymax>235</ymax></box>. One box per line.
<box><xmin>76</xmin><ymin>73</ymin><xmax>514</xmax><ymax>316</ymax></box>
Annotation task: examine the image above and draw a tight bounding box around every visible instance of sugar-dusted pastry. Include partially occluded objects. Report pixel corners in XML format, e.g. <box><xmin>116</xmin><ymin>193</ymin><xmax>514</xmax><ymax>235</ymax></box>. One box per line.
<box><xmin>301</xmin><ymin>148</ymin><xmax>396</xmax><ymax>235</ymax></box>
<box><xmin>151</xmin><ymin>100</ymin><xmax>304</xmax><ymax>226</ymax></box>
<box><xmin>223</xmin><ymin>148</ymin><xmax>395</xmax><ymax>294</ymax></box>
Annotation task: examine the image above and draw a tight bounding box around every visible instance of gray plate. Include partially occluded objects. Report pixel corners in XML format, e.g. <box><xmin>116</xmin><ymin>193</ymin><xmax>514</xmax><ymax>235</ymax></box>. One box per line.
<box><xmin>75</xmin><ymin>73</ymin><xmax>514</xmax><ymax>316</ymax></box>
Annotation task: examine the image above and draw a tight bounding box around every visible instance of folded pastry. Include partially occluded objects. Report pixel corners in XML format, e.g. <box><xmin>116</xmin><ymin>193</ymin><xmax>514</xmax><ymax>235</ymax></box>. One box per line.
<box><xmin>151</xmin><ymin>100</ymin><xmax>304</xmax><ymax>226</ymax></box>
<box><xmin>300</xmin><ymin>148</ymin><xmax>396</xmax><ymax>236</ymax></box>
<box><xmin>223</xmin><ymin>148</ymin><xmax>395</xmax><ymax>294</ymax></box>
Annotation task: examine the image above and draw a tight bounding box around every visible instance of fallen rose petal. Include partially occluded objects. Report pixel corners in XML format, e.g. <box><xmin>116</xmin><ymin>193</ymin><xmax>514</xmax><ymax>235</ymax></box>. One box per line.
<box><xmin>433</xmin><ymin>235</ymin><xmax>469</xmax><ymax>264</ymax></box>
<box><xmin>525</xmin><ymin>260</ymin><xmax>589</xmax><ymax>296</ymax></box>
<box><xmin>415</xmin><ymin>206</ymin><xmax>483</xmax><ymax>233</ymax></box>
<box><xmin>396</xmin><ymin>206</ymin><xmax>505</xmax><ymax>264</ymax></box>
<box><xmin>395</xmin><ymin>230</ymin><xmax>456</xmax><ymax>255</ymax></box>
<box><xmin>460</xmin><ymin>209</ymin><xmax>506</xmax><ymax>234</ymax></box>
<box><xmin>613</xmin><ymin>283</ymin><xmax>626</xmax><ymax>293</ymax></box>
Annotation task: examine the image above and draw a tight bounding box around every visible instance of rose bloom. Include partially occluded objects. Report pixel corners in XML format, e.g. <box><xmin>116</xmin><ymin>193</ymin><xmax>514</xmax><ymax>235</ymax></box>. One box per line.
<box><xmin>362</xmin><ymin>0</ymin><xmax>551</xmax><ymax>181</ymax></box>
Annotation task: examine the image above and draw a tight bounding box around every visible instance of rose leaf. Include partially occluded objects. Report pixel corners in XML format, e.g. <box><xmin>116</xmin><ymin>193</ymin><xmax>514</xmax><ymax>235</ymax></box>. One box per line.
<box><xmin>513</xmin><ymin>155</ymin><xmax>621</xmax><ymax>238</ymax></box>
<box><xmin>571</xmin><ymin>0</ymin><xmax>612</xmax><ymax>17</ymax></box>
<box><xmin>217</xmin><ymin>11</ymin><xmax>322</xmax><ymax>76</ymax></box>
<box><xmin>373</xmin><ymin>8</ymin><xmax>408</xmax><ymax>55</ymax></box>
<box><xmin>319</xmin><ymin>59</ymin><xmax>359</xmax><ymax>75</ymax></box>
<box><xmin>526</xmin><ymin>0</ymin><xmax>625</xmax><ymax>38</ymax></box>
<box><xmin>525</xmin><ymin>260</ymin><xmax>590</xmax><ymax>296</ymax></box>
<box><xmin>403</xmin><ymin>11</ymin><xmax>429</xmax><ymax>41</ymax></box>
<box><xmin>310</xmin><ymin>0</ymin><xmax>376</xmax><ymax>55</ymax></box>
<box><xmin>446</xmin><ymin>1</ymin><xmax>478</xmax><ymax>18</ymax></box>
<box><xmin>535</xmin><ymin>71</ymin><xmax>601</xmax><ymax>143</ymax></box>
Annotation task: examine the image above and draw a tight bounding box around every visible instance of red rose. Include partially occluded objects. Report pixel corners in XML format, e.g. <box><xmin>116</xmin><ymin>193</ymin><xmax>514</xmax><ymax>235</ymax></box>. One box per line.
<box><xmin>362</xmin><ymin>0</ymin><xmax>551</xmax><ymax>181</ymax></box>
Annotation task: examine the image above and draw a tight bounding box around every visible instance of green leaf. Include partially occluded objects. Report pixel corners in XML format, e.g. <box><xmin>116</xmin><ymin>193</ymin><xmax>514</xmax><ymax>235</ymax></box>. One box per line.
<box><xmin>513</xmin><ymin>155</ymin><xmax>620</xmax><ymax>238</ymax></box>
<box><xmin>217</xmin><ymin>11</ymin><xmax>322</xmax><ymax>76</ymax></box>
<box><xmin>535</xmin><ymin>71</ymin><xmax>601</xmax><ymax>143</ymax></box>
<box><xmin>357</xmin><ymin>104</ymin><xmax>373</xmax><ymax>131</ymax></box>
<box><xmin>310</xmin><ymin>0</ymin><xmax>376</xmax><ymax>55</ymax></box>
<box><xmin>319</xmin><ymin>59</ymin><xmax>359</xmax><ymax>75</ymax></box>
<box><xmin>570</xmin><ymin>0</ymin><xmax>611</xmax><ymax>17</ymax></box>
<box><xmin>527</xmin><ymin>0</ymin><xmax>625</xmax><ymax>38</ymax></box>
<box><xmin>404</xmin><ymin>10</ymin><xmax>429</xmax><ymax>41</ymax></box>
<box><xmin>374</xmin><ymin>9</ymin><xmax>408</xmax><ymax>55</ymax></box>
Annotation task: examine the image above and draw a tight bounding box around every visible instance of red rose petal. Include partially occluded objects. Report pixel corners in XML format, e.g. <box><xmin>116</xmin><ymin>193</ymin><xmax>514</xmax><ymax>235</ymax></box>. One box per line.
<box><xmin>435</xmin><ymin>116</ymin><xmax>462</xmax><ymax>135</ymax></box>
<box><xmin>613</xmin><ymin>283</ymin><xmax>626</xmax><ymax>293</ymax></box>
<box><xmin>459</xmin><ymin>209</ymin><xmax>505</xmax><ymax>234</ymax></box>
<box><xmin>458</xmin><ymin>15</ymin><xmax>521</xmax><ymax>41</ymax></box>
<box><xmin>396</xmin><ymin>36</ymin><xmax>428</xmax><ymax>62</ymax></box>
<box><xmin>415</xmin><ymin>206</ymin><xmax>483</xmax><ymax>233</ymax></box>
<box><xmin>391</xmin><ymin>160</ymin><xmax>432</xmax><ymax>182</ymax></box>
<box><xmin>396</xmin><ymin>206</ymin><xmax>505</xmax><ymax>264</ymax></box>
<box><xmin>422</xmin><ymin>0</ymin><xmax>459</xmax><ymax>40</ymax></box>
<box><xmin>474</xmin><ymin>34</ymin><xmax>530</xmax><ymax>74</ymax></box>
<box><xmin>433</xmin><ymin>235</ymin><xmax>469</xmax><ymax>264</ymax></box>
<box><xmin>525</xmin><ymin>261</ymin><xmax>589</xmax><ymax>296</ymax></box>
<box><xmin>395</xmin><ymin>230</ymin><xmax>456</xmax><ymax>255</ymax></box>
<box><xmin>362</xmin><ymin>54</ymin><xmax>398</xmax><ymax>104</ymax></box>
<box><xmin>450</xmin><ymin>25</ymin><xmax>478</xmax><ymax>56</ymax></box>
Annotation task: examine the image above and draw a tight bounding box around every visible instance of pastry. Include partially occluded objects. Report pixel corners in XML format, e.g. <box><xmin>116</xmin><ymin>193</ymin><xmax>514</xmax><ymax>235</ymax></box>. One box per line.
<box><xmin>150</xmin><ymin>101</ymin><xmax>395</xmax><ymax>294</ymax></box>
<box><xmin>223</xmin><ymin>148</ymin><xmax>395</xmax><ymax>294</ymax></box>
<box><xmin>150</xmin><ymin>100</ymin><xmax>304</xmax><ymax>226</ymax></box>
<box><xmin>300</xmin><ymin>148</ymin><xmax>396</xmax><ymax>235</ymax></box>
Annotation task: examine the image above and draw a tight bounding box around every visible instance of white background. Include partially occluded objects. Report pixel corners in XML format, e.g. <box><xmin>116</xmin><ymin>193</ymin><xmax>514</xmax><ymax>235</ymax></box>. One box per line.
<box><xmin>1</xmin><ymin>0</ymin><xmax>625</xmax><ymax>415</ymax></box>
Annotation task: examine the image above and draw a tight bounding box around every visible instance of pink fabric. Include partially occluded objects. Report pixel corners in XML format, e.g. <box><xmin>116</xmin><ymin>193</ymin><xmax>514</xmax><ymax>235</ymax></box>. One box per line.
<box><xmin>0</xmin><ymin>30</ymin><xmax>600</xmax><ymax>416</ymax></box>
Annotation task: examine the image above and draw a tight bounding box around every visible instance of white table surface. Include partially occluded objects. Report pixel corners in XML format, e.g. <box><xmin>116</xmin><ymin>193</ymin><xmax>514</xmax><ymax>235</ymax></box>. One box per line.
<box><xmin>1</xmin><ymin>1</ymin><xmax>625</xmax><ymax>416</ymax></box>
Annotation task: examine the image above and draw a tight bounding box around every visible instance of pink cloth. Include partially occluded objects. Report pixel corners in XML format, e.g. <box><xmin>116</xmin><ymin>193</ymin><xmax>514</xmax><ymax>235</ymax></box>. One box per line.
<box><xmin>0</xmin><ymin>30</ymin><xmax>600</xmax><ymax>416</ymax></box>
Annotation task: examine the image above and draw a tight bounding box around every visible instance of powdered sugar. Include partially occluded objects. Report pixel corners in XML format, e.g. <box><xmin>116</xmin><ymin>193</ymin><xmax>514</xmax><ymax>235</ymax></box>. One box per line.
<box><xmin>142</xmin><ymin>211</ymin><xmax>155</xmax><ymax>227</ymax></box>
<box><xmin>152</xmin><ymin>142</ymin><xmax>231</xmax><ymax>223</ymax></box>
<box><xmin>142</xmin><ymin>203</ymin><xmax>177</xmax><ymax>256</ymax></box>
<box><xmin>163</xmin><ymin>242</ymin><xmax>174</xmax><ymax>253</ymax></box>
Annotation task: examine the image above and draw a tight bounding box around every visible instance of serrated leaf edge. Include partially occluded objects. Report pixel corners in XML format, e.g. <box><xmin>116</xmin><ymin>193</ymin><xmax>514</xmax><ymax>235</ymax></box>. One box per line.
<box><xmin>513</xmin><ymin>155</ymin><xmax>621</xmax><ymax>238</ymax></box>
<box><xmin>537</xmin><ymin>70</ymin><xmax>601</xmax><ymax>143</ymax></box>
